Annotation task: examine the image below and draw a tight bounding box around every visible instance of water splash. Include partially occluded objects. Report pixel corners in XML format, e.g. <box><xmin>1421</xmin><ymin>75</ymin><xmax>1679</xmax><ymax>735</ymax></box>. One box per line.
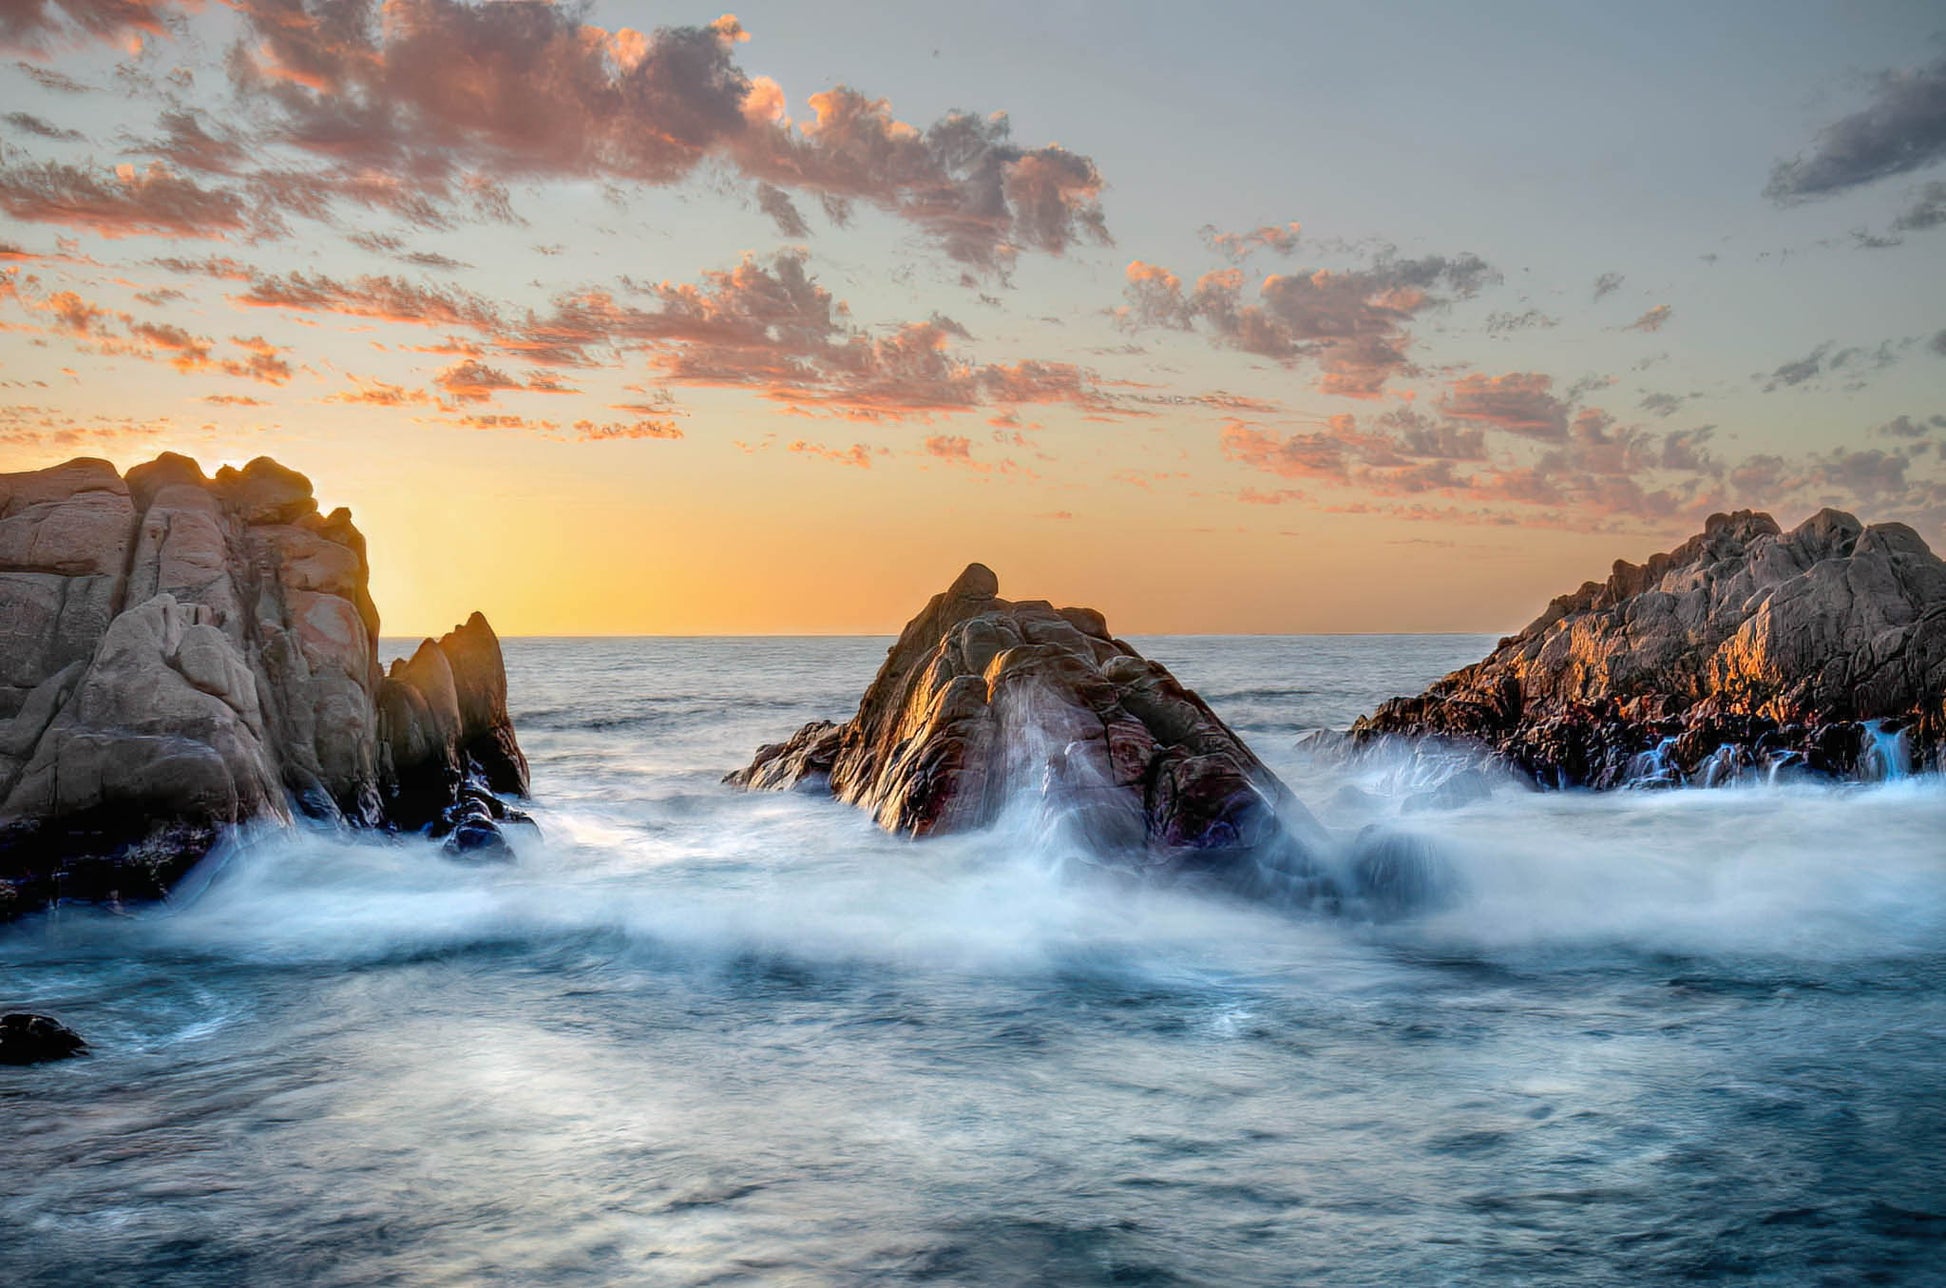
<box><xmin>1626</xmin><ymin>735</ymin><xmax>1680</xmax><ymax>788</ymax></box>
<box><xmin>1859</xmin><ymin>719</ymin><xmax>1911</xmax><ymax>783</ymax></box>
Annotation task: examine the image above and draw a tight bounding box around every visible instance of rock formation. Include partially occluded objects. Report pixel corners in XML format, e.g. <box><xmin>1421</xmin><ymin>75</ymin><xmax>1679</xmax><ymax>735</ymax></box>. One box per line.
<box><xmin>730</xmin><ymin>564</ymin><xmax>1328</xmax><ymax>897</ymax></box>
<box><xmin>0</xmin><ymin>1012</ymin><xmax>87</xmax><ymax>1065</ymax></box>
<box><xmin>0</xmin><ymin>454</ymin><xmax>529</xmax><ymax>918</ymax></box>
<box><xmin>379</xmin><ymin>611</ymin><xmax>531</xmax><ymax>856</ymax></box>
<box><xmin>1352</xmin><ymin>509</ymin><xmax>1946</xmax><ymax>788</ymax></box>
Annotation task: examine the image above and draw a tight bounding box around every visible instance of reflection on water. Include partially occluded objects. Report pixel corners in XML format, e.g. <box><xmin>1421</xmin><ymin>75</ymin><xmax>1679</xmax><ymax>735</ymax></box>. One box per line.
<box><xmin>2</xmin><ymin>637</ymin><xmax>1943</xmax><ymax>1285</ymax></box>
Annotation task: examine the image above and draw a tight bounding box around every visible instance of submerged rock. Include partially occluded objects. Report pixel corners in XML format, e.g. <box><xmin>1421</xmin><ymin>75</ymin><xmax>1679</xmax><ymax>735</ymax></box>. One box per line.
<box><xmin>730</xmin><ymin>563</ymin><xmax>1330</xmax><ymax>898</ymax></box>
<box><xmin>0</xmin><ymin>1013</ymin><xmax>87</xmax><ymax>1065</ymax></box>
<box><xmin>0</xmin><ymin>454</ymin><xmax>531</xmax><ymax>917</ymax></box>
<box><xmin>1352</xmin><ymin>509</ymin><xmax>1946</xmax><ymax>788</ymax></box>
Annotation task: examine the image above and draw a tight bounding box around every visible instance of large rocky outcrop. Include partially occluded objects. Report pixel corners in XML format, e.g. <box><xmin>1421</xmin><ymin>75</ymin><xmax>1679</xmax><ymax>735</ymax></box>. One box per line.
<box><xmin>1352</xmin><ymin>509</ymin><xmax>1946</xmax><ymax>788</ymax></box>
<box><xmin>0</xmin><ymin>454</ymin><xmax>529</xmax><ymax>918</ymax></box>
<box><xmin>730</xmin><ymin>564</ymin><xmax>1329</xmax><ymax>896</ymax></box>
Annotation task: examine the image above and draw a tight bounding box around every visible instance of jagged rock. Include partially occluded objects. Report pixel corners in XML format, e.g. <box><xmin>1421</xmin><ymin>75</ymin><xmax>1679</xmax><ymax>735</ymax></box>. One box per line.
<box><xmin>0</xmin><ymin>1013</ymin><xmax>87</xmax><ymax>1065</ymax></box>
<box><xmin>378</xmin><ymin>613</ymin><xmax>528</xmax><ymax>847</ymax></box>
<box><xmin>419</xmin><ymin>612</ymin><xmax>528</xmax><ymax>797</ymax></box>
<box><xmin>1352</xmin><ymin>509</ymin><xmax>1946</xmax><ymax>787</ymax></box>
<box><xmin>0</xmin><ymin>454</ymin><xmax>530</xmax><ymax>918</ymax></box>
<box><xmin>729</xmin><ymin>563</ymin><xmax>1325</xmax><ymax>890</ymax></box>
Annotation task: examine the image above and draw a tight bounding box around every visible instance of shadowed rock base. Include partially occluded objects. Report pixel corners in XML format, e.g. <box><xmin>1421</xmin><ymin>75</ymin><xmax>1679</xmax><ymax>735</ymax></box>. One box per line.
<box><xmin>1352</xmin><ymin>509</ymin><xmax>1946</xmax><ymax>788</ymax></box>
<box><xmin>731</xmin><ymin>563</ymin><xmax>1333</xmax><ymax>902</ymax></box>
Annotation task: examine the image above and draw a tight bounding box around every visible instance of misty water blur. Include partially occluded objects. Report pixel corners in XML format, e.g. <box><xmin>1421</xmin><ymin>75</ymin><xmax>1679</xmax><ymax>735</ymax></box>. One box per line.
<box><xmin>2</xmin><ymin>636</ymin><xmax>1943</xmax><ymax>1285</ymax></box>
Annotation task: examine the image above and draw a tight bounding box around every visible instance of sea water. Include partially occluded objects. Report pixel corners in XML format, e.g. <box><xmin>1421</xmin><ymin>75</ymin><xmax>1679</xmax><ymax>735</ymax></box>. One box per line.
<box><xmin>2</xmin><ymin>636</ymin><xmax>1943</xmax><ymax>1286</ymax></box>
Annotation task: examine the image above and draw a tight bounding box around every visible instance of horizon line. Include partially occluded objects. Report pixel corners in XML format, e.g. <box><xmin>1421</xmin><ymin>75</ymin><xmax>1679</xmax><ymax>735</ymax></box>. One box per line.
<box><xmin>376</xmin><ymin>629</ymin><xmax>1513</xmax><ymax>641</ymax></box>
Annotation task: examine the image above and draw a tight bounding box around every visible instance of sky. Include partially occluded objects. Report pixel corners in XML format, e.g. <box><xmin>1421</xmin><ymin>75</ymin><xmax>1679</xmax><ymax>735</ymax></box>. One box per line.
<box><xmin>1</xmin><ymin>0</ymin><xmax>1944</xmax><ymax>636</ymax></box>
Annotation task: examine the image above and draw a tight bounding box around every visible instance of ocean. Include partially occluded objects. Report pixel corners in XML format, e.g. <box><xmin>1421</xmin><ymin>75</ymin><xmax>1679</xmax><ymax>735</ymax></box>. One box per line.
<box><xmin>2</xmin><ymin>635</ymin><xmax>1943</xmax><ymax>1286</ymax></box>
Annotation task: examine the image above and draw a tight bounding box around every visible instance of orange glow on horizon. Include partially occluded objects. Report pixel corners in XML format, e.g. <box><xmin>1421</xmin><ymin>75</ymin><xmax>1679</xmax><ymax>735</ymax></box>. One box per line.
<box><xmin>0</xmin><ymin>438</ymin><xmax>1664</xmax><ymax>641</ymax></box>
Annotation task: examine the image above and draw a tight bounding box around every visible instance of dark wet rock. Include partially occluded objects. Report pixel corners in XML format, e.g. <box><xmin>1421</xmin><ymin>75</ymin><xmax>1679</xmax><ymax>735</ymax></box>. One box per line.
<box><xmin>730</xmin><ymin>563</ymin><xmax>1329</xmax><ymax>896</ymax></box>
<box><xmin>443</xmin><ymin>818</ymin><xmax>513</xmax><ymax>861</ymax></box>
<box><xmin>0</xmin><ymin>454</ymin><xmax>531</xmax><ymax>919</ymax></box>
<box><xmin>1352</xmin><ymin>509</ymin><xmax>1946</xmax><ymax>787</ymax></box>
<box><xmin>378</xmin><ymin>612</ymin><xmax>529</xmax><ymax>833</ymax></box>
<box><xmin>0</xmin><ymin>1013</ymin><xmax>87</xmax><ymax>1065</ymax></box>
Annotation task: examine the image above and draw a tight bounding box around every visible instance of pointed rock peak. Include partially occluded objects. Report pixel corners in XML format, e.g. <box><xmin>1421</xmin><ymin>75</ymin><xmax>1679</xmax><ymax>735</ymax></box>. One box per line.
<box><xmin>946</xmin><ymin>562</ymin><xmax>1000</xmax><ymax>601</ymax></box>
<box><xmin>730</xmin><ymin>567</ymin><xmax>1324</xmax><ymax>897</ymax></box>
<box><xmin>438</xmin><ymin>612</ymin><xmax>504</xmax><ymax>664</ymax></box>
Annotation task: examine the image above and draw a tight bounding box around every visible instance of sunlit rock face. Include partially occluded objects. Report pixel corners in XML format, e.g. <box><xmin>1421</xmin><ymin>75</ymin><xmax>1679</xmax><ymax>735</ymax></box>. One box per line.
<box><xmin>0</xmin><ymin>454</ymin><xmax>528</xmax><ymax>917</ymax></box>
<box><xmin>730</xmin><ymin>563</ymin><xmax>1326</xmax><ymax>893</ymax></box>
<box><xmin>1353</xmin><ymin>510</ymin><xmax>1946</xmax><ymax>787</ymax></box>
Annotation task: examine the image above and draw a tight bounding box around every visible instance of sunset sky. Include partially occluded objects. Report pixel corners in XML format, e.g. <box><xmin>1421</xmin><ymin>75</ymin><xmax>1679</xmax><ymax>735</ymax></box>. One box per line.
<box><xmin>2</xmin><ymin>0</ymin><xmax>1944</xmax><ymax>635</ymax></box>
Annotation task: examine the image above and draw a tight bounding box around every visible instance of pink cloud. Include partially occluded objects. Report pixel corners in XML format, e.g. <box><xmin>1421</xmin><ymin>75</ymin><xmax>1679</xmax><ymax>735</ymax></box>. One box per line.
<box><xmin>789</xmin><ymin>439</ymin><xmax>876</xmax><ymax>467</ymax></box>
<box><xmin>1439</xmin><ymin>372</ymin><xmax>1570</xmax><ymax>440</ymax></box>
<box><xmin>571</xmin><ymin>418</ymin><xmax>683</xmax><ymax>441</ymax></box>
<box><xmin>1122</xmin><ymin>251</ymin><xmax>1493</xmax><ymax>398</ymax></box>
<box><xmin>0</xmin><ymin>160</ymin><xmax>251</xmax><ymax>239</ymax></box>
<box><xmin>0</xmin><ymin>0</ymin><xmax>186</xmax><ymax>55</ymax></box>
<box><xmin>203</xmin><ymin>2</ymin><xmax>1106</xmax><ymax>270</ymax></box>
<box><xmin>1199</xmin><ymin>221</ymin><xmax>1302</xmax><ymax>261</ymax></box>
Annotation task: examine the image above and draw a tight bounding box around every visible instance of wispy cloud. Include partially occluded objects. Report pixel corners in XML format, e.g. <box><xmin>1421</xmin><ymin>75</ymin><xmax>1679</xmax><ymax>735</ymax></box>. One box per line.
<box><xmin>223</xmin><ymin>246</ymin><xmax>1130</xmax><ymax>425</ymax></box>
<box><xmin>1439</xmin><ymin>372</ymin><xmax>1568</xmax><ymax>441</ymax></box>
<box><xmin>1759</xmin><ymin>337</ymin><xmax>1909</xmax><ymax>392</ymax></box>
<box><xmin>1623</xmin><ymin>304</ymin><xmax>1672</xmax><ymax>333</ymax></box>
<box><xmin>1484</xmin><ymin>308</ymin><xmax>1557</xmax><ymax>338</ymax></box>
<box><xmin>0</xmin><ymin>160</ymin><xmax>251</xmax><ymax>238</ymax></box>
<box><xmin>1766</xmin><ymin>54</ymin><xmax>1946</xmax><ymax>201</ymax></box>
<box><xmin>0</xmin><ymin>0</ymin><xmax>181</xmax><ymax>56</ymax></box>
<box><xmin>1198</xmin><ymin>221</ymin><xmax>1301</xmax><ymax>261</ymax></box>
<box><xmin>1891</xmin><ymin>180</ymin><xmax>1946</xmax><ymax>232</ymax></box>
<box><xmin>1120</xmin><ymin>249</ymin><xmax>1494</xmax><ymax>397</ymax></box>
<box><xmin>789</xmin><ymin>439</ymin><xmax>877</xmax><ymax>467</ymax></box>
